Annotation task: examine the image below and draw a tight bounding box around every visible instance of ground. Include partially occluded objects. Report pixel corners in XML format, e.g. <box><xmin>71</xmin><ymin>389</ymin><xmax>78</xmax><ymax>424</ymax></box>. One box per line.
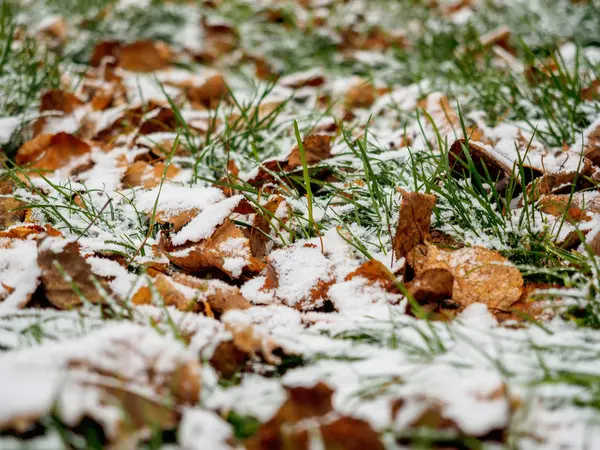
<box><xmin>1</xmin><ymin>0</ymin><xmax>600</xmax><ymax>449</ymax></box>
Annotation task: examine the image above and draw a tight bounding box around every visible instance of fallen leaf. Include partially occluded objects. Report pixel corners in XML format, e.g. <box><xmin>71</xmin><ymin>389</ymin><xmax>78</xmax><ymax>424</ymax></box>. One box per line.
<box><xmin>185</xmin><ymin>74</ymin><xmax>229</xmax><ymax>109</ymax></box>
<box><xmin>287</xmin><ymin>134</ymin><xmax>332</xmax><ymax>169</ymax></box>
<box><xmin>122</xmin><ymin>160</ymin><xmax>180</xmax><ymax>188</ymax></box>
<box><xmin>344</xmin><ymin>79</ymin><xmax>377</xmax><ymax>109</ymax></box>
<box><xmin>405</xmin><ymin>268</ymin><xmax>454</xmax><ymax>304</ymax></box>
<box><xmin>0</xmin><ymin>197</ymin><xmax>27</xmax><ymax>228</ymax></box>
<box><xmin>250</xmin><ymin>195</ymin><xmax>286</xmax><ymax>259</ymax></box>
<box><xmin>119</xmin><ymin>40</ymin><xmax>171</xmax><ymax>72</ymax></box>
<box><xmin>409</xmin><ymin>244</ymin><xmax>523</xmax><ymax>310</ymax></box>
<box><xmin>449</xmin><ymin>139</ymin><xmax>516</xmax><ymax>193</ymax></box>
<box><xmin>38</xmin><ymin>240</ymin><xmax>112</xmax><ymax>309</ymax></box>
<box><xmin>15</xmin><ymin>132</ymin><xmax>91</xmax><ymax>173</ymax></box>
<box><xmin>161</xmin><ymin>219</ymin><xmax>263</xmax><ymax>278</ymax></box>
<box><xmin>393</xmin><ymin>189</ymin><xmax>436</xmax><ymax>261</ymax></box>
<box><xmin>345</xmin><ymin>259</ymin><xmax>398</xmax><ymax>292</ymax></box>
<box><xmin>247</xmin><ymin>383</ymin><xmax>384</xmax><ymax>450</ymax></box>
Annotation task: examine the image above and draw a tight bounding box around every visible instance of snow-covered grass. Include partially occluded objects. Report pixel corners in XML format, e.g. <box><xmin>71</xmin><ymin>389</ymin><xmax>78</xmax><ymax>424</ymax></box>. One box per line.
<box><xmin>2</xmin><ymin>0</ymin><xmax>600</xmax><ymax>449</ymax></box>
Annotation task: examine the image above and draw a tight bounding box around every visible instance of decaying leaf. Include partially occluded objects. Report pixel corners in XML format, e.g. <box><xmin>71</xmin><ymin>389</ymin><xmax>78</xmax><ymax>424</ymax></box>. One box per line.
<box><xmin>287</xmin><ymin>134</ymin><xmax>332</xmax><ymax>169</ymax></box>
<box><xmin>161</xmin><ymin>219</ymin><xmax>263</xmax><ymax>278</ymax></box>
<box><xmin>185</xmin><ymin>74</ymin><xmax>229</xmax><ymax>109</ymax></box>
<box><xmin>406</xmin><ymin>268</ymin><xmax>454</xmax><ymax>304</ymax></box>
<box><xmin>246</xmin><ymin>383</ymin><xmax>384</xmax><ymax>450</ymax></box>
<box><xmin>222</xmin><ymin>310</ymin><xmax>282</xmax><ymax>364</ymax></box>
<box><xmin>172</xmin><ymin>273</ymin><xmax>251</xmax><ymax>316</ymax></box>
<box><xmin>393</xmin><ymin>189</ymin><xmax>436</xmax><ymax>261</ymax></box>
<box><xmin>345</xmin><ymin>259</ymin><xmax>398</xmax><ymax>292</ymax></box>
<box><xmin>90</xmin><ymin>40</ymin><xmax>171</xmax><ymax>72</ymax></box>
<box><xmin>0</xmin><ymin>325</ymin><xmax>201</xmax><ymax>445</ymax></box>
<box><xmin>250</xmin><ymin>195</ymin><xmax>286</xmax><ymax>259</ymax></box>
<box><xmin>525</xmin><ymin>157</ymin><xmax>595</xmax><ymax>200</ymax></box>
<box><xmin>122</xmin><ymin>160</ymin><xmax>180</xmax><ymax>188</ymax></box>
<box><xmin>344</xmin><ymin>79</ymin><xmax>377</xmax><ymax>109</ymax></box>
<box><xmin>15</xmin><ymin>132</ymin><xmax>91</xmax><ymax>173</ymax></box>
<box><xmin>38</xmin><ymin>240</ymin><xmax>112</xmax><ymax>309</ymax></box>
<box><xmin>409</xmin><ymin>243</ymin><xmax>523</xmax><ymax>310</ymax></box>
<box><xmin>0</xmin><ymin>197</ymin><xmax>27</xmax><ymax>228</ymax></box>
<box><xmin>449</xmin><ymin>139</ymin><xmax>517</xmax><ymax>193</ymax></box>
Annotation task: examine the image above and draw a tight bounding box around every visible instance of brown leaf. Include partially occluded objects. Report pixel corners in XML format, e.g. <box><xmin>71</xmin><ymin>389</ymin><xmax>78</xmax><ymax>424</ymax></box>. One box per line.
<box><xmin>223</xmin><ymin>312</ymin><xmax>282</xmax><ymax>364</ymax></box>
<box><xmin>287</xmin><ymin>134</ymin><xmax>332</xmax><ymax>169</ymax></box>
<box><xmin>247</xmin><ymin>383</ymin><xmax>384</xmax><ymax>450</ymax></box>
<box><xmin>185</xmin><ymin>74</ymin><xmax>229</xmax><ymax>109</ymax></box>
<box><xmin>393</xmin><ymin>189</ymin><xmax>436</xmax><ymax>261</ymax></box>
<box><xmin>525</xmin><ymin>157</ymin><xmax>595</xmax><ymax>200</ymax></box>
<box><xmin>121</xmin><ymin>160</ymin><xmax>180</xmax><ymax>188</ymax></box>
<box><xmin>15</xmin><ymin>133</ymin><xmax>91</xmax><ymax>173</ymax></box>
<box><xmin>537</xmin><ymin>194</ymin><xmax>598</xmax><ymax>223</ymax></box>
<box><xmin>584</xmin><ymin>120</ymin><xmax>600</xmax><ymax>166</ymax></box>
<box><xmin>344</xmin><ymin>79</ymin><xmax>377</xmax><ymax>110</ymax></box>
<box><xmin>449</xmin><ymin>139</ymin><xmax>516</xmax><ymax>193</ymax></box>
<box><xmin>409</xmin><ymin>244</ymin><xmax>523</xmax><ymax>310</ymax></box>
<box><xmin>155</xmin><ymin>209</ymin><xmax>199</xmax><ymax>232</ymax></box>
<box><xmin>209</xmin><ymin>340</ymin><xmax>249</xmax><ymax>378</ymax></box>
<box><xmin>406</xmin><ymin>268</ymin><xmax>454</xmax><ymax>304</ymax></box>
<box><xmin>119</xmin><ymin>40</ymin><xmax>171</xmax><ymax>72</ymax></box>
<box><xmin>38</xmin><ymin>240</ymin><xmax>111</xmax><ymax>309</ymax></box>
<box><xmin>0</xmin><ymin>197</ymin><xmax>27</xmax><ymax>228</ymax></box>
<box><xmin>161</xmin><ymin>219</ymin><xmax>263</xmax><ymax>278</ymax></box>
<box><xmin>172</xmin><ymin>273</ymin><xmax>250</xmax><ymax>316</ymax></box>
<box><xmin>345</xmin><ymin>259</ymin><xmax>398</xmax><ymax>292</ymax></box>
<box><xmin>250</xmin><ymin>195</ymin><xmax>286</xmax><ymax>259</ymax></box>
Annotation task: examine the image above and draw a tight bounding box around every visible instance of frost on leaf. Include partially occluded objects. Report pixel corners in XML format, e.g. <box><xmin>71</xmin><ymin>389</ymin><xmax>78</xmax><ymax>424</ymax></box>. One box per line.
<box><xmin>15</xmin><ymin>133</ymin><xmax>91</xmax><ymax>173</ymax></box>
<box><xmin>393</xmin><ymin>189</ymin><xmax>436</xmax><ymax>261</ymax></box>
<box><xmin>0</xmin><ymin>325</ymin><xmax>201</xmax><ymax>446</ymax></box>
<box><xmin>449</xmin><ymin>139</ymin><xmax>516</xmax><ymax>194</ymax></box>
<box><xmin>246</xmin><ymin>383</ymin><xmax>384</xmax><ymax>450</ymax></box>
<box><xmin>161</xmin><ymin>219</ymin><xmax>263</xmax><ymax>278</ymax></box>
<box><xmin>38</xmin><ymin>240</ymin><xmax>112</xmax><ymax>309</ymax></box>
<box><xmin>409</xmin><ymin>244</ymin><xmax>523</xmax><ymax>310</ymax></box>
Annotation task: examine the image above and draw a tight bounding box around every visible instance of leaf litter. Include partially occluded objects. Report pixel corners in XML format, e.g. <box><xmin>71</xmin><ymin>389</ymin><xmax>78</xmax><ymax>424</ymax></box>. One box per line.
<box><xmin>1</xmin><ymin>0</ymin><xmax>600</xmax><ymax>449</ymax></box>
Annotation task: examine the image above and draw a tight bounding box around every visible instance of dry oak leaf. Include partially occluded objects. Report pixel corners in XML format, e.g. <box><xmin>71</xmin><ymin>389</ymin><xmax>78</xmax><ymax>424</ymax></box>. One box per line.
<box><xmin>250</xmin><ymin>134</ymin><xmax>332</xmax><ymax>187</ymax></box>
<box><xmin>449</xmin><ymin>139</ymin><xmax>517</xmax><ymax>194</ymax></box>
<box><xmin>250</xmin><ymin>195</ymin><xmax>286</xmax><ymax>259</ymax></box>
<box><xmin>38</xmin><ymin>240</ymin><xmax>112</xmax><ymax>309</ymax></box>
<box><xmin>185</xmin><ymin>74</ymin><xmax>229</xmax><ymax>109</ymax></box>
<box><xmin>345</xmin><ymin>259</ymin><xmax>398</xmax><ymax>292</ymax></box>
<box><xmin>344</xmin><ymin>79</ymin><xmax>377</xmax><ymax>110</ymax></box>
<box><xmin>525</xmin><ymin>157</ymin><xmax>596</xmax><ymax>200</ymax></box>
<box><xmin>172</xmin><ymin>272</ymin><xmax>250</xmax><ymax>317</ymax></box>
<box><xmin>15</xmin><ymin>132</ymin><xmax>91</xmax><ymax>173</ymax></box>
<box><xmin>405</xmin><ymin>268</ymin><xmax>454</xmax><ymax>304</ymax></box>
<box><xmin>0</xmin><ymin>197</ymin><xmax>27</xmax><ymax>228</ymax></box>
<box><xmin>246</xmin><ymin>383</ymin><xmax>384</xmax><ymax>450</ymax></box>
<box><xmin>393</xmin><ymin>189</ymin><xmax>436</xmax><ymax>260</ymax></box>
<box><xmin>132</xmin><ymin>273</ymin><xmax>214</xmax><ymax>316</ymax></box>
<box><xmin>222</xmin><ymin>310</ymin><xmax>282</xmax><ymax>364</ymax></box>
<box><xmin>122</xmin><ymin>160</ymin><xmax>180</xmax><ymax>189</ymax></box>
<box><xmin>409</xmin><ymin>243</ymin><xmax>523</xmax><ymax>310</ymax></box>
<box><xmin>160</xmin><ymin>219</ymin><xmax>264</xmax><ymax>278</ymax></box>
<box><xmin>537</xmin><ymin>194</ymin><xmax>600</xmax><ymax>223</ymax></box>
